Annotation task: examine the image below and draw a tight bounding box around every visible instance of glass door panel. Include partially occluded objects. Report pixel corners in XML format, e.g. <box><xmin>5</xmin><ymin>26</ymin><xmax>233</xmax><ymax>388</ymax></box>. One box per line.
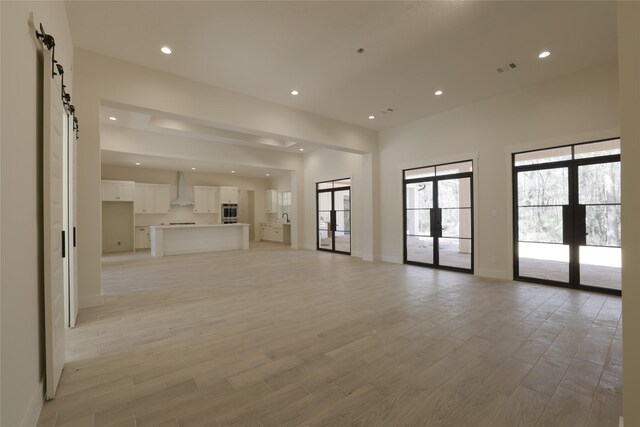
<box><xmin>577</xmin><ymin>161</ymin><xmax>621</xmax><ymax>290</ymax></box>
<box><xmin>333</xmin><ymin>189</ymin><xmax>351</xmax><ymax>253</ymax></box>
<box><xmin>516</xmin><ymin>167</ymin><xmax>570</xmax><ymax>283</ymax></box>
<box><xmin>407</xmin><ymin>236</ymin><xmax>434</xmax><ymax>264</ymax></box>
<box><xmin>437</xmin><ymin>177</ymin><xmax>472</xmax><ymax>270</ymax></box>
<box><xmin>405</xmin><ymin>181</ymin><xmax>434</xmax><ymax>264</ymax></box>
<box><xmin>439</xmin><ymin>239</ymin><xmax>471</xmax><ymax>270</ymax></box>
<box><xmin>317</xmin><ymin>190</ymin><xmax>333</xmax><ymax>250</ymax></box>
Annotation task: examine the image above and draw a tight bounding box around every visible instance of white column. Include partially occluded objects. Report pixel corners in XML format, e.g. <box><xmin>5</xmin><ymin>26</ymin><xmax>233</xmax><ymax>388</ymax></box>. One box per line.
<box><xmin>619</xmin><ymin>2</ymin><xmax>640</xmax><ymax>425</ymax></box>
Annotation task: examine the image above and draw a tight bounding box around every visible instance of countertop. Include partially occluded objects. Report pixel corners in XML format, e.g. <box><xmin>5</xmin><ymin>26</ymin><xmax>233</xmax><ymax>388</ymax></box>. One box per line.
<box><xmin>150</xmin><ymin>223</ymin><xmax>250</xmax><ymax>229</ymax></box>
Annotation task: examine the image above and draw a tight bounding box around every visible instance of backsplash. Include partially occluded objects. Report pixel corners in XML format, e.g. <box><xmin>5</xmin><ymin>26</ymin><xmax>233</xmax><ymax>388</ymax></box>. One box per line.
<box><xmin>135</xmin><ymin>205</ymin><xmax>217</xmax><ymax>226</ymax></box>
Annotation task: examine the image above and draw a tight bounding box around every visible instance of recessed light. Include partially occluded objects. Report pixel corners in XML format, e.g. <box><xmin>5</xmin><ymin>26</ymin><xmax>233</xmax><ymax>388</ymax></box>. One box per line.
<box><xmin>434</xmin><ymin>90</ymin><xmax>444</xmax><ymax>96</ymax></box>
<box><xmin>161</xmin><ymin>46</ymin><xmax>172</xmax><ymax>55</ymax></box>
<box><xmin>299</xmin><ymin>148</ymin><xmax>304</xmax><ymax>152</ymax></box>
<box><xmin>191</xmin><ymin>167</ymin><xmax>196</xmax><ymax>170</ymax></box>
<box><xmin>290</xmin><ymin>90</ymin><xmax>299</xmax><ymax>96</ymax></box>
<box><xmin>368</xmin><ymin>115</ymin><xmax>375</xmax><ymax>120</ymax></box>
<box><xmin>135</xmin><ymin>162</ymin><xmax>141</xmax><ymax>166</ymax></box>
<box><xmin>266</xmin><ymin>173</ymin><xmax>270</xmax><ymax>176</ymax></box>
<box><xmin>109</xmin><ymin>116</ymin><xmax>117</xmax><ymax>121</ymax></box>
<box><xmin>538</xmin><ymin>51</ymin><xmax>551</xmax><ymax>59</ymax></box>
<box><xmin>231</xmin><ymin>170</ymin><xmax>236</xmax><ymax>173</ymax></box>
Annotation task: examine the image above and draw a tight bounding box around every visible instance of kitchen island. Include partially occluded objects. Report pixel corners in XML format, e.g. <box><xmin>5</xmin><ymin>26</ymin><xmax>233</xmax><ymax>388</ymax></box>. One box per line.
<box><xmin>150</xmin><ymin>223</ymin><xmax>250</xmax><ymax>257</ymax></box>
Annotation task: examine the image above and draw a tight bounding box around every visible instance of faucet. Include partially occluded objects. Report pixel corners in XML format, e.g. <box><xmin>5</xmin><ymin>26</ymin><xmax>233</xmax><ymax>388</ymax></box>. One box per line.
<box><xmin>282</xmin><ymin>213</ymin><xmax>290</xmax><ymax>223</ymax></box>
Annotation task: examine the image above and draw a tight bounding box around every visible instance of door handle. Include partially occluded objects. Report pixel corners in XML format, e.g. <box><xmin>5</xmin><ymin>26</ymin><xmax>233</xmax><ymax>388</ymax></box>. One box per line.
<box><xmin>575</xmin><ymin>204</ymin><xmax>587</xmax><ymax>246</ymax></box>
<box><xmin>73</xmin><ymin>226</ymin><xmax>76</xmax><ymax>247</ymax></box>
<box><xmin>61</xmin><ymin>230</ymin><xmax>66</xmax><ymax>258</ymax></box>
<box><xmin>430</xmin><ymin>208</ymin><xmax>437</xmax><ymax>237</ymax></box>
<box><xmin>435</xmin><ymin>208</ymin><xmax>443</xmax><ymax>238</ymax></box>
<box><xmin>562</xmin><ymin>205</ymin><xmax>572</xmax><ymax>245</ymax></box>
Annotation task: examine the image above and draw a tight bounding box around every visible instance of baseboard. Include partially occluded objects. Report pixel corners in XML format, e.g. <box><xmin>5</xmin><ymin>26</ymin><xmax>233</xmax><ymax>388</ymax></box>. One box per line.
<box><xmin>21</xmin><ymin>379</ymin><xmax>44</xmax><ymax>427</ymax></box>
<box><xmin>475</xmin><ymin>268</ymin><xmax>509</xmax><ymax>280</ymax></box>
<box><xmin>79</xmin><ymin>293</ymin><xmax>103</xmax><ymax>308</ymax></box>
<box><xmin>380</xmin><ymin>254</ymin><xmax>403</xmax><ymax>264</ymax></box>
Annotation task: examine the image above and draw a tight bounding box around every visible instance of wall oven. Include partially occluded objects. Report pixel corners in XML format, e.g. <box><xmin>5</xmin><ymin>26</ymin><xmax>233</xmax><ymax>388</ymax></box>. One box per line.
<box><xmin>222</xmin><ymin>203</ymin><xmax>238</xmax><ymax>224</ymax></box>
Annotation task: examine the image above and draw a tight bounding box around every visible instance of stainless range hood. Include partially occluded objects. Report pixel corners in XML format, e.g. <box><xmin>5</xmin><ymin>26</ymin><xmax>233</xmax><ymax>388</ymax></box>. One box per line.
<box><xmin>171</xmin><ymin>172</ymin><xmax>194</xmax><ymax>206</ymax></box>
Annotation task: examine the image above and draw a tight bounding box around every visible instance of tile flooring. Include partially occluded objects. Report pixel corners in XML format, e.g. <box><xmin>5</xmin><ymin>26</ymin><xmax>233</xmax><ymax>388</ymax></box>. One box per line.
<box><xmin>38</xmin><ymin>243</ymin><xmax>622</xmax><ymax>426</ymax></box>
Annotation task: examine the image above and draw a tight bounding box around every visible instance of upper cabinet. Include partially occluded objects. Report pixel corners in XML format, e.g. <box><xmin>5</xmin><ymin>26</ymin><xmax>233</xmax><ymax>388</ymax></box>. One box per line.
<box><xmin>265</xmin><ymin>189</ymin><xmax>278</xmax><ymax>214</ymax></box>
<box><xmin>101</xmin><ymin>180</ymin><xmax>135</xmax><ymax>202</ymax></box>
<box><xmin>219</xmin><ymin>186</ymin><xmax>238</xmax><ymax>204</ymax></box>
<box><xmin>193</xmin><ymin>186</ymin><xmax>219</xmax><ymax>214</ymax></box>
<box><xmin>135</xmin><ymin>183</ymin><xmax>171</xmax><ymax>214</ymax></box>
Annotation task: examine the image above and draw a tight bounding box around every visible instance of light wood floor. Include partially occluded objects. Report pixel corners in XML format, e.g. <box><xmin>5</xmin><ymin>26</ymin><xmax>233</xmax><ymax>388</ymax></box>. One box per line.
<box><xmin>38</xmin><ymin>243</ymin><xmax>622</xmax><ymax>426</ymax></box>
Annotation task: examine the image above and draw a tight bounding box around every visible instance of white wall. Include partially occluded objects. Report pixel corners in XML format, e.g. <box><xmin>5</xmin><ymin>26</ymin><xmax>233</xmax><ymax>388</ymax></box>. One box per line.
<box><xmin>269</xmin><ymin>174</ymin><xmax>291</xmax><ymax>192</ymax></box>
<box><xmin>303</xmin><ymin>149</ymin><xmax>365</xmax><ymax>257</ymax></box>
<box><xmin>618</xmin><ymin>2</ymin><xmax>640</xmax><ymax>425</ymax></box>
<box><xmin>378</xmin><ymin>61</ymin><xmax>619</xmax><ymax>277</ymax></box>
<box><xmin>0</xmin><ymin>2</ymin><xmax>74</xmax><ymax>426</ymax></box>
<box><xmin>102</xmin><ymin>202</ymin><xmax>134</xmax><ymax>253</ymax></box>
<box><xmin>74</xmin><ymin>50</ymin><xmax>377</xmax><ymax>306</ymax></box>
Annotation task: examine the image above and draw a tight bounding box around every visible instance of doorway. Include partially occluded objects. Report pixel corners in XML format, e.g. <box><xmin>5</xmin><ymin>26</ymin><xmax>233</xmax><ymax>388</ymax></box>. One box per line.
<box><xmin>403</xmin><ymin>161</ymin><xmax>474</xmax><ymax>273</ymax></box>
<box><xmin>317</xmin><ymin>178</ymin><xmax>351</xmax><ymax>254</ymax></box>
<box><xmin>513</xmin><ymin>139</ymin><xmax>621</xmax><ymax>294</ymax></box>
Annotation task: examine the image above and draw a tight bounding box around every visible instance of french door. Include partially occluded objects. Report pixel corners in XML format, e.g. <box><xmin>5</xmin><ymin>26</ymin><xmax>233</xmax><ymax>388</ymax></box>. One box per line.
<box><xmin>317</xmin><ymin>178</ymin><xmax>351</xmax><ymax>254</ymax></box>
<box><xmin>403</xmin><ymin>161</ymin><xmax>473</xmax><ymax>273</ymax></box>
<box><xmin>513</xmin><ymin>139</ymin><xmax>621</xmax><ymax>294</ymax></box>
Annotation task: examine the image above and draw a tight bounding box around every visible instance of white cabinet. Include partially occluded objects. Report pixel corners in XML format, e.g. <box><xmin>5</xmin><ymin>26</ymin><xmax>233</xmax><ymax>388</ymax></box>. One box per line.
<box><xmin>101</xmin><ymin>180</ymin><xmax>135</xmax><ymax>202</ymax></box>
<box><xmin>259</xmin><ymin>222</ymin><xmax>283</xmax><ymax>242</ymax></box>
<box><xmin>135</xmin><ymin>183</ymin><xmax>171</xmax><ymax>214</ymax></box>
<box><xmin>265</xmin><ymin>189</ymin><xmax>278</xmax><ymax>214</ymax></box>
<box><xmin>154</xmin><ymin>186</ymin><xmax>171</xmax><ymax>213</ymax></box>
<box><xmin>219</xmin><ymin>186</ymin><xmax>238</xmax><ymax>204</ymax></box>
<box><xmin>193</xmin><ymin>186</ymin><xmax>219</xmax><ymax>214</ymax></box>
<box><xmin>135</xmin><ymin>226</ymin><xmax>150</xmax><ymax>249</ymax></box>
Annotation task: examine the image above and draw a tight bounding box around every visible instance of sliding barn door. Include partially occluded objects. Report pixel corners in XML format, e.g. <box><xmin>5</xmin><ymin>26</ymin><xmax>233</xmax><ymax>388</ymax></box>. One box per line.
<box><xmin>43</xmin><ymin>48</ymin><xmax>65</xmax><ymax>399</ymax></box>
<box><xmin>69</xmin><ymin>123</ymin><xmax>79</xmax><ymax>327</ymax></box>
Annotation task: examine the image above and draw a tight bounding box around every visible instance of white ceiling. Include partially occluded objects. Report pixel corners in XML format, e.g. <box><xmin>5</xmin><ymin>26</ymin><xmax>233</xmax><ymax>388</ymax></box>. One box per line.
<box><xmin>101</xmin><ymin>149</ymin><xmax>289</xmax><ymax>178</ymax></box>
<box><xmin>100</xmin><ymin>104</ymin><xmax>312</xmax><ymax>153</ymax></box>
<box><xmin>66</xmin><ymin>1</ymin><xmax>617</xmax><ymax>130</ymax></box>
<box><xmin>99</xmin><ymin>104</ymin><xmax>306</xmax><ymax>177</ymax></box>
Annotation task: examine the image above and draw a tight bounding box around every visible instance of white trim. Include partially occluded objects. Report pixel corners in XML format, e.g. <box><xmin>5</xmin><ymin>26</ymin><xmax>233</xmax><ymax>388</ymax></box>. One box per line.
<box><xmin>399</xmin><ymin>150</ymin><xmax>480</xmax><ymax>173</ymax></box>
<box><xmin>79</xmin><ymin>293</ymin><xmax>104</xmax><ymax>308</ymax></box>
<box><xmin>503</xmin><ymin>129</ymin><xmax>619</xmax><ymax>156</ymax></box>
<box><xmin>381</xmin><ymin>254</ymin><xmax>403</xmax><ymax>264</ymax></box>
<box><xmin>21</xmin><ymin>380</ymin><xmax>44</xmax><ymax>427</ymax></box>
<box><xmin>619</xmin><ymin>416</ymin><xmax>623</xmax><ymax>427</ymax></box>
<box><xmin>475</xmin><ymin>268</ymin><xmax>509</xmax><ymax>280</ymax></box>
